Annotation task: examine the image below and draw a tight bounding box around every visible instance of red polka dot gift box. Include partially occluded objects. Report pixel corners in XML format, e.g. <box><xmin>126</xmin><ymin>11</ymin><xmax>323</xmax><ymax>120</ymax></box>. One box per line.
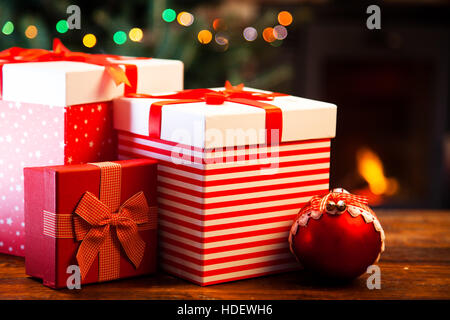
<box><xmin>24</xmin><ymin>159</ymin><xmax>158</xmax><ymax>288</ymax></box>
<box><xmin>113</xmin><ymin>82</ymin><xmax>337</xmax><ymax>285</ymax></box>
<box><xmin>0</xmin><ymin>40</ymin><xmax>183</xmax><ymax>256</ymax></box>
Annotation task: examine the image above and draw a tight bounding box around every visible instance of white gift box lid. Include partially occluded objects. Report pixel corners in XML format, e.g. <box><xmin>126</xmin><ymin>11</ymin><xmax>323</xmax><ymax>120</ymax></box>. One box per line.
<box><xmin>113</xmin><ymin>88</ymin><xmax>337</xmax><ymax>149</ymax></box>
<box><xmin>113</xmin><ymin>87</ymin><xmax>337</xmax><ymax>149</ymax></box>
<box><xmin>1</xmin><ymin>58</ymin><xmax>183</xmax><ymax>106</ymax></box>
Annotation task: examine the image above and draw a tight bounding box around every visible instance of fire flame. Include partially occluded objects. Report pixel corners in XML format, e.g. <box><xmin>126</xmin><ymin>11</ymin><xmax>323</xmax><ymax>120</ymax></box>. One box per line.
<box><xmin>356</xmin><ymin>147</ymin><xmax>399</xmax><ymax>196</ymax></box>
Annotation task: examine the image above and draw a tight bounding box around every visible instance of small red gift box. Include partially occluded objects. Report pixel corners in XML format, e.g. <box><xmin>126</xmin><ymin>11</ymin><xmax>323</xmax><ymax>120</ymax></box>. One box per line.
<box><xmin>24</xmin><ymin>159</ymin><xmax>158</xmax><ymax>288</ymax></box>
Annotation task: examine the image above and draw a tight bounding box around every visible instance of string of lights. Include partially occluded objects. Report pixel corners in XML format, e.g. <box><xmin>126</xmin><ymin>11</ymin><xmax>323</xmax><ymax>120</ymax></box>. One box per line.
<box><xmin>1</xmin><ymin>9</ymin><xmax>293</xmax><ymax>49</ymax></box>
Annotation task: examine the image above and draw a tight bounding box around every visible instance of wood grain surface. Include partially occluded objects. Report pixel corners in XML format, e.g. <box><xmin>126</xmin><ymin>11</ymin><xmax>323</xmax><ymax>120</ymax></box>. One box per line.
<box><xmin>0</xmin><ymin>210</ymin><xmax>449</xmax><ymax>300</ymax></box>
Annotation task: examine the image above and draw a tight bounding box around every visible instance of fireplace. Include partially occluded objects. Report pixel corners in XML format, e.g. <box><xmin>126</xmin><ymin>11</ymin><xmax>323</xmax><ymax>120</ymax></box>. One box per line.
<box><xmin>289</xmin><ymin>6</ymin><xmax>449</xmax><ymax>208</ymax></box>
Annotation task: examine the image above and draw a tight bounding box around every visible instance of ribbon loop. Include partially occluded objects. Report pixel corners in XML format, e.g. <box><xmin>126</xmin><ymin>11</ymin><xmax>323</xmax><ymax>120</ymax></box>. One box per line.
<box><xmin>75</xmin><ymin>191</ymin><xmax>111</xmax><ymax>228</ymax></box>
<box><xmin>74</xmin><ymin>189</ymin><xmax>150</xmax><ymax>281</ymax></box>
<box><xmin>75</xmin><ymin>224</ymin><xmax>111</xmax><ymax>280</ymax></box>
<box><xmin>118</xmin><ymin>191</ymin><xmax>150</xmax><ymax>225</ymax></box>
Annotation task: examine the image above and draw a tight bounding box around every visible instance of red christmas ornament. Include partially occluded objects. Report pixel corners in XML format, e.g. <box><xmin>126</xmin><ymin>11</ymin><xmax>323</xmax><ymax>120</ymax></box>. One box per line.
<box><xmin>288</xmin><ymin>188</ymin><xmax>385</xmax><ymax>279</ymax></box>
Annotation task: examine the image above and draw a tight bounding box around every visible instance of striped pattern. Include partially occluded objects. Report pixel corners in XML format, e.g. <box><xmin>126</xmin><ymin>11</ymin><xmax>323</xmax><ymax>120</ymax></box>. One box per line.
<box><xmin>117</xmin><ymin>130</ymin><xmax>331</xmax><ymax>285</ymax></box>
<box><xmin>43</xmin><ymin>206</ymin><xmax>158</xmax><ymax>239</ymax></box>
<box><xmin>43</xmin><ymin>211</ymin><xmax>74</xmax><ymax>238</ymax></box>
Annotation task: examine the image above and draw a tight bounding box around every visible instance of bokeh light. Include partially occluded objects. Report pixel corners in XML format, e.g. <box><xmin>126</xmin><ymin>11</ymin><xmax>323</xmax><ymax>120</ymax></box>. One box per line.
<box><xmin>2</xmin><ymin>21</ymin><xmax>14</xmax><ymax>35</ymax></box>
<box><xmin>273</xmin><ymin>25</ymin><xmax>288</xmax><ymax>40</ymax></box>
<box><xmin>243</xmin><ymin>27</ymin><xmax>257</xmax><ymax>41</ymax></box>
<box><xmin>215</xmin><ymin>33</ymin><xmax>229</xmax><ymax>46</ymax></box>
<box><xmin>278</xmin><ymin>11</ymin><xmax>293</xmax><ymax>26</ymax></box>
<box><xmin>129</xmin><ymin>27</ymin><xmax>143</xmax><ymax>42</ymax></box>
<box><xmin>113</xmin><ymin>31</ymin><xmax>127</xmax><ymax>45</ymax></box>
<box><xmin>262</xmin><ymin>27</ymin><xmax>276</xmax><ymax>43</ymax></box>
<box><xmin>82</xmin><ymin>34</ymin><xmax>97</xmax><ymax>48</ymax></box>
<box><xmin>213</xmin><ymin>18</ymin><xmax>225</xmax><ymax>31</ymax></box>
<box><xmin>197</xmin><ymin>30</ymin><xmax>212</xmax><ymax>44</ymax></box>
<box><xmin>177</xmin><ymin>12</ymin><xmax>194</xmax><ymax>27</ymax></box>
<box><xmin>162</xmin><ymin>8</ymin><xmax>176</xmax><ymax>22</ymax></box>
<box><xmin>25</xmin><ymin>25</ymin><xmax>38</xmax><ymax>39</ymax></box>
<box><xmin>56</xmin><ymin>20</ymin><xmax>68</xmax><ymax>33</ymax></box>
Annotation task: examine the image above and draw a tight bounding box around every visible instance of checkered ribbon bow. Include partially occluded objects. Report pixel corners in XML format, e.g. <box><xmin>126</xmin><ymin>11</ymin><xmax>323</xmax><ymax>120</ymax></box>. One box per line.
<box><xmin>310</xmin><ymin>190</ymin><xmax>369</xmax><ymax>212</ymax></box>
<box><xmin>74</xmin><ymin>190</ymin><xmax>149</xmax><ymax>281</ymax></box>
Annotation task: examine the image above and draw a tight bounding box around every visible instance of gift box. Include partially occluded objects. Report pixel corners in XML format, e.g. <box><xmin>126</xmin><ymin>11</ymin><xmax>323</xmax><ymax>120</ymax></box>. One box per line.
<box><xmin>24</xmin><ymin>159</ymin><xmax>158</xmax><ymax>288</ymax></box>
<box><xmin>0</xmin><ymin>39</ymin><xmax>184</xmax><ymax>106</ymax></box>
<box><xmin>113</xmin><ymin>83</ymin><xmax>337</xmax><ymax>285</ymax></box>
<box><xmin>0</xmin><ymin>39</ymin><xmax>183</xmax><ymax>256</ymax></box>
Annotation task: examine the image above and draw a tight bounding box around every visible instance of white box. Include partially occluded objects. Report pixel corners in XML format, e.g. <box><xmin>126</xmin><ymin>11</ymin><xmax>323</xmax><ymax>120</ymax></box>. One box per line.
<box><xmin>2</xmin><ymin>58</ymin><xmax>183</xmax><ymax>106</ymax></box>
<box><xmin>113</xmin><ymin>86</ymin><xmax>337</xmax><ymax>285</ymax></box>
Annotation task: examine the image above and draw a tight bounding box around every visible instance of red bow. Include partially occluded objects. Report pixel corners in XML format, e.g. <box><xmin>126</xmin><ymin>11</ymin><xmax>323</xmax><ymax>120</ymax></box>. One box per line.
<box><xmin>127</xmin><ymin>81</ymin><xmax>288</xmax><ymax>144</ymax></box>
<box><xmin>0</xmin><ymin>38</ymin><xmax>142</xmax><ymax>97</ymax></box>
<box><xmin>74</xmin><ymin>191</ymin><xmax>149</xmax><ymax>281</ymax></box>
<box><xmin>310</xmin><ymin>190</ymin><xmax>369</xmax><ymax>212</ymax></box>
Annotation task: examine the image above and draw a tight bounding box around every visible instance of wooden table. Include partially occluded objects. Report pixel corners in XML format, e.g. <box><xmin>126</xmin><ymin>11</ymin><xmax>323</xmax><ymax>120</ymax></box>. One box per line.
<box><xmin>0</xmin><ymin>210</ymin><xmax>449</xmax><ymax>300</ymax></box>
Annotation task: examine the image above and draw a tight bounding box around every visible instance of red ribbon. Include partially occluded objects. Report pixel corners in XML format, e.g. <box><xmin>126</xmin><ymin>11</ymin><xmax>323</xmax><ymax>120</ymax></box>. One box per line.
<box><xmin>0</xmin><ymin>38</ymin><xmax>144</xmax><ymax>98</ymax></box>
<box><xmin>309</xmin><ymin>190</ymin><xmax>369</xmax><ymax>213</ymax></box>
<box><xmin>74</xmin><ymin>191</ymin><xmax>150</xmax><ymax>281</ymax></box>
<box><xmin>127</xmin><ymin>81</ymin><xmax>288</xmax><ymax>144</ymax></box>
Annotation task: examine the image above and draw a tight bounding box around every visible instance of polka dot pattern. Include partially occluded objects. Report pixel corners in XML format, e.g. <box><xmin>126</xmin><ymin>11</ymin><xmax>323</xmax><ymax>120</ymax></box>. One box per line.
<box><xmin>0</xmin><ymin>100</ymin><xmax>117</xmax><ymax>256</ymax></box>
<box><xmin>64</xmin><ymin>103</ymin><xmax>116</xmax><ymax>164</ymax></box>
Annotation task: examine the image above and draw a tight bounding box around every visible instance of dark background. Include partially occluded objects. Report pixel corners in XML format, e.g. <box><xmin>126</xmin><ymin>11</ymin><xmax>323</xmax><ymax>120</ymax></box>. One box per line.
<box><xmin>1</xmin><ymin>0</ymin><xmax>449</xmax><ymax>208</ymax></box>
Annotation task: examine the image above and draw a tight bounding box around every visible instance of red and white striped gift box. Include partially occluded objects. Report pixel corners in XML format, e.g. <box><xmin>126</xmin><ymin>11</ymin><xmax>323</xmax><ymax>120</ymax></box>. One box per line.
<box><xmin>113</xmin><ymin>86</ymin><xmax>337</xmax><ymax>285</ymax></box>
